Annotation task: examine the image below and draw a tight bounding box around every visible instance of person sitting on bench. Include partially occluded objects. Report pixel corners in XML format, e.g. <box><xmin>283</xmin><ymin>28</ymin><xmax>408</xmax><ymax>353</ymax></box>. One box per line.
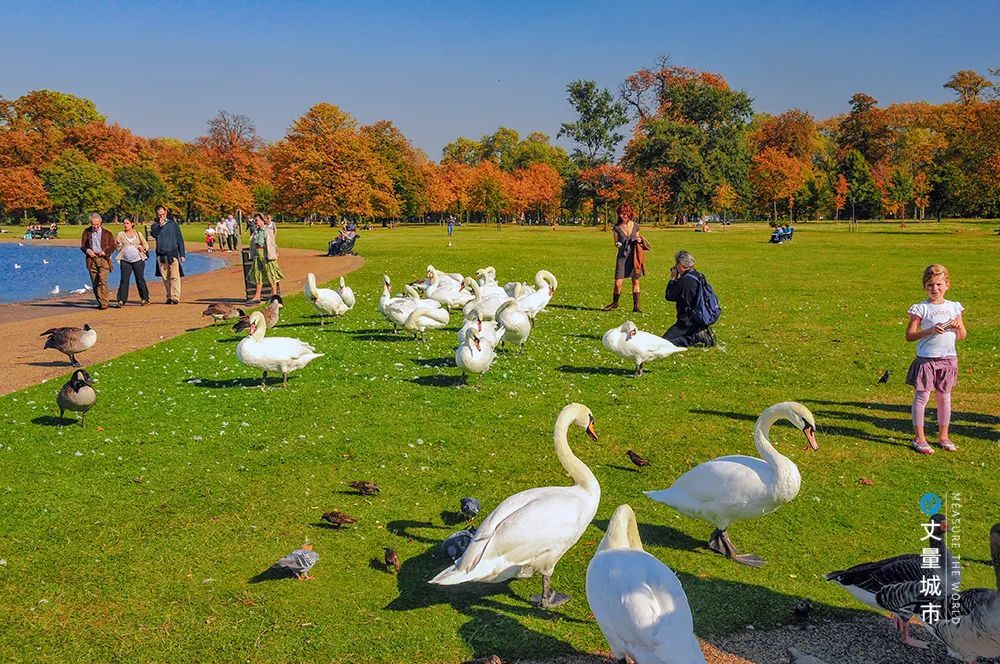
<box><xmin>327</xmin><ymin>228</ymin><xmax>357</xmax><ymax>256</ymax></box>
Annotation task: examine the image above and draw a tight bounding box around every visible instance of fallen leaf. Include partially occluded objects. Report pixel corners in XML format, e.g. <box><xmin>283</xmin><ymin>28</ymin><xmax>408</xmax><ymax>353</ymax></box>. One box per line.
<box><xmin>859</xmin><ymin>478</ymin><xmax>873</xmax><ymax>485</ymax></box>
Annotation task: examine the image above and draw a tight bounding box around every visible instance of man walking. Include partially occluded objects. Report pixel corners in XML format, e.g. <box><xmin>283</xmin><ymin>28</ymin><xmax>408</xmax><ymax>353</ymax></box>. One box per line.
<box><xmin>225</xmin><ymin>214</ymin><xmax>239</xmax><ymax>250</ymax></box>
<box><xmin>149</xmin><ymin>204</ymin><xmax>185</xmax><ymax>304</ymax></box>
<box><xmin>80</xmin><ymin>212</ymin><xmax>115</xmax><ymax>310</ymax></box>
<box><xmin>663</xmin><ymin>250</ymin><xmax>719</xmax><ymax>347</ymax></box>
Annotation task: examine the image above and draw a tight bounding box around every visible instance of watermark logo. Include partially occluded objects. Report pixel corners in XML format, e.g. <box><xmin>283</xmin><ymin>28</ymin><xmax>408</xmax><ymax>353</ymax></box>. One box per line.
<box><xmin>920</xmin><ymin>492</ymin><xmax>943</xmax><ymax>516</ymax></box>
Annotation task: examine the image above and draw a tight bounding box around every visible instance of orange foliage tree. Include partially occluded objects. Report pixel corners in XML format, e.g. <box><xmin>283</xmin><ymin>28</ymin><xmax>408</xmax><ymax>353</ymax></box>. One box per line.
<box><xmin>0</xmin><ymin>166</ymin><xmax>50</xmax><ymax>220</ymax></box>
<box><xmin>833</xmin><ymin>173</ymin><xmax>849</xmax><ymax>220</ymax></box>
<box><xmin>750</xmin><ymin>147</ymin><xmax>808</xmax><ymax>221</ymax></box>
<box><xmin>579</xmin><ymin>163</ymin><xmax>632</xmax><ymax>228</ymax></box>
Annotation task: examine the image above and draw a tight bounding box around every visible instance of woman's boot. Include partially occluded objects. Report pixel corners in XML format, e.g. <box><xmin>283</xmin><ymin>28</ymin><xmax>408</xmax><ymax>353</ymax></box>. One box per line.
<box><xmin>602</xmin><ymin>289</ymin><xmax>620</xmax><ymax>311</ymax></box>
<box><xmin>632</xmin><ymin>292</ymin><xmax>642</xmax><ymax>313</ymax></box>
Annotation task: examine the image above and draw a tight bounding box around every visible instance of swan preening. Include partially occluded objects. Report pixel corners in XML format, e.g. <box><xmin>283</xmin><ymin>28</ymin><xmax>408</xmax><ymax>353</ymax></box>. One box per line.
<box><xmin>602</xmin><ymin>321</ymin><xmax>686</xmax><ymax>376</ymax></box>
<box><xmin>305</xmin><ymin>272</ymin><xmax>352</xmax><ymax>324</ymax></box>
<box><xmin>430</xmin><ymin>403</ymin><xmax>599</xmax><ymax>608</ymax></box>
<box><xmin>381</xmin><ymin>275</ymin><xmax>444</xmax><ymax>333</ymax></box>
<box><xmin>404</xmin><ymin>306</ymin><xmax>450</xmax><ymax>340</ymax></box>
<box><xmin>645</xmin><ymin>402</ymin><xmax>818</xmax><ymax>567</ymax></box>
<box><xmin>586</xmin><ymin>504</ymin><xmax>706</xmax><ymax>664</ymax></box>
<box><xmin>455</xmin><ymin>327</ymin><xmax>496</xmax><ymax>383</ymax></box>
<box><xmin>236</xmin><ymin>311</ymin><xmax>323</xmax><ymax>388</ymax></box>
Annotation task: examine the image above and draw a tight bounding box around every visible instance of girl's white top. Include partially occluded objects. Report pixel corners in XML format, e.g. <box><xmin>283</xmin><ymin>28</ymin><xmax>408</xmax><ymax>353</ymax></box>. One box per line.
<box><xmin>908</xmin><ymin>299</ymin><xmax>963</xmax><ymax>358</ymax></box>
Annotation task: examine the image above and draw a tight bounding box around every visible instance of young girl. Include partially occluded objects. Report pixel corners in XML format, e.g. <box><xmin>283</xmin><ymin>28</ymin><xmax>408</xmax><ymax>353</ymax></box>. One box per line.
<box><xmin>905</xmin><ymin>264</ymin><xmax>967</xmax><ymax>454</ymax></box>
<box><xmin>205</xmin><ymin>226</ymin><xmax>215</xmax><ymax>252</ymax></box>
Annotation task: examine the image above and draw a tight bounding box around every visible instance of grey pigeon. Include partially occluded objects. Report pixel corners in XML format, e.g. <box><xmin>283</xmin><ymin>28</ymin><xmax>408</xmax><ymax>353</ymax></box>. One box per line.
<box><xmin>273</xmin><ymin>544</ymin><xmax>319</xmax><ymax>580</ymax></box>
<box><xmin>441</xmin><ymin>529</ymin><xmax>474</xmax><ymax>562</ymax></box>
<box><xmin>787</xmin><ymin>647</ymin><xmax>827</xmax><ymax>664</ymax></box>
<box><xmin>878</xmin><ymin>370</ymin><xmax>890</xmax><ymax>384</ymax></box>
<box><xmin>460</xmin><ymin>497</ymin><xmax>480</xmax><ymax>520</ymax></box>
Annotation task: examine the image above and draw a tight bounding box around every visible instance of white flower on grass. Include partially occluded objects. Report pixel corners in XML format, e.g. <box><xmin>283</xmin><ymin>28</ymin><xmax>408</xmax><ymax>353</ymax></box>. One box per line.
<box><xmin>74</xmin><ymin>451</ymin><xmax>83</xmax><ymax>457</ymax></box>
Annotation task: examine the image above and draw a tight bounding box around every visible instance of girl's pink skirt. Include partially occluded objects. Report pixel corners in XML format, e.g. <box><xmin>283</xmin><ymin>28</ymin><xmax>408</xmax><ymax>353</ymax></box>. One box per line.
<box><xmin>906</xmin><ymin>356</ymin><xmax>958</xmax><ymax>392</ymax></box>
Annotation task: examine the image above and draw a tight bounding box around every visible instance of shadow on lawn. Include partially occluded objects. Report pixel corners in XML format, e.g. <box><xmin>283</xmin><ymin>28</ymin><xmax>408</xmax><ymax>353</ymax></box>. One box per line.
<box><xmin>803</xmin><ymin>398</ymin><xmax>1000</xmax><ymax>441</ymax></box>
<box><xmin>557</xmin><ymin>364</ymin><xmax>632</xmax><ymax>377</ymax></box>
<box><xmin>189</xmin><ymin>376</ymin><xmax>295</xmax><ymax>389</ymax></box>
<box><xmin>548</xmin><ymin>303</ymin><xmax>604</xmax><ymax>312</ymax></box>
<box><xmin>32</xmin><ymin>414</ymin><xmax>75</xmax><ymax>426</ymax></box>
<box><xmin>384</xmin><ymin>519</ymin><xmax>591</xmax><ymax>660</ymax></box>
<box><xmin>410</xmin><ymin>374</ymin><xmax>465</xmax><ymax>388</ymax></box>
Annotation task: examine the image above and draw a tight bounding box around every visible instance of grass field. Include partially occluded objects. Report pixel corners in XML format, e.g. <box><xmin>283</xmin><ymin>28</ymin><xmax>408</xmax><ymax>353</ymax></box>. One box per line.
<box><xmin>1</xmin><ymin>221</ymin><xmax>998</xmax><ymax>662</ymax></box>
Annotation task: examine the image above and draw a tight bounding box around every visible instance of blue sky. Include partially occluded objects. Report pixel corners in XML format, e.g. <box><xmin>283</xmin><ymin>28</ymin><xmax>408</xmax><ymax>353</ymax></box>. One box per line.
<box><xmin>3</xmin><ymin>1</ymin><xmax>998</xmax><ymax>158</ymax></box>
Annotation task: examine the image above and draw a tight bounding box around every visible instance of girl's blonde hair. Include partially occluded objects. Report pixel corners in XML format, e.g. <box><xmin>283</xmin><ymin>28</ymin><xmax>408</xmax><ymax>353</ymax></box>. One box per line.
<box><xmin>922</xmin><ymin>264</ymin><xmax>950</xmax><ymax>286</ymax></box>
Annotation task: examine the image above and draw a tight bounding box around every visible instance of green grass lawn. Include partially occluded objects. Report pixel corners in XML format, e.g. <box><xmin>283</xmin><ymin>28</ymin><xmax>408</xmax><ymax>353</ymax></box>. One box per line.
<box><xmin>1</xmin><ymin>221</ymin><xmax>998</xmax><ymax>662</ymax></box>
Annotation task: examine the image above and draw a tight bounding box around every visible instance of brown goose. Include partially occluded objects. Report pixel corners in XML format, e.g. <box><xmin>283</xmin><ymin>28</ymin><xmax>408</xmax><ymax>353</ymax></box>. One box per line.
<box><xmin>202</xmin><ymin>302</ymin><xmax>246</xmax><ymax>323</ymax></box>
<box><xmin>57</xmin><ymin>369</ymin><xmax>96</xmax><ymax>425</ymax></box>
<box><xmin>41</xmin><ymin>324</ymin><xmax>97</xmax><ymax>366</ymax></box>
<box><xmin>232</xmin><ymin>295</ymin><xmax>283</xmax><ymax>333</ymax></box>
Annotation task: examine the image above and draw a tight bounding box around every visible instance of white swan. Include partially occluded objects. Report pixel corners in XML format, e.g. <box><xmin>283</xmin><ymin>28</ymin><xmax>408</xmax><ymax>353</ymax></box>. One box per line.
<box><xmin>462</xmin><ymin>277</ymin><xmax>508</xmax><ymax>321</ymax></box>
<box><xmin>586</xmin><ymin>504</ymin><xmax>706</xmax><ymax>664</ymax></box>
<box><xmin>387</xmin><ymin>284</ymin><xmax>442</xmax><ymax>330</ymax></box>
<box><xmin>236</xmin><ymin>312</ymin><xmax>323</xmax><ymax>388</ymax></box>
<box><xmin>645</xmin><ymin>402</ymin><xmax>818</xmax><ymax>567</ymax></box>
<box><xmin>495</xmin><ymin>298</ymin><xmax>531</xmax><ymax>352</ymax></box>
<box><xmin>403</xmin><ymin>306</ymin><xmax>450</xmax><ymax>340</ymax></box>
<box><xmin>421</xmin><ymin>265</ymin><xmax>464</xmax><ymax>291</ymax></box>
<box><xmin>456</xmin><ymin>316</ymin><xmax>504</xmax><ymax>349</ymax></box>
<box><xmin>305</xmin><ymin>273</ymin><xmax>350</xmax><ymax>325</ymax></box>
<box><xmin>476</xmin><ymin>266</ymin><xmax>498</xmax><ymax>287</ymax></box>
<box><xmin>602</xmin><ymin>321</ymin><xmax>687</xmax><ymax>376</ymax></box>
<box><xmin>516</xmin><ymin>270</ymin><xmax>557</xmax><ymax>320</ymax></box>
<box><xmin>427</xmin><ymin>272</ymin><xmax>474</xmax><ymax>309</ymax></box>
<box><xmin>454</xmin><ymin>328</ymin><xmax>496</xmax><ymax>384</ymax></box>
<box><xmin>338</xmin><ymin>276</ymin><xmax>355</xmax><ymax>309</ymax></box>
<box><xmin>430</xmin><ymin>403</ymin><xmax>600</xmax><ymax>608</ymax></box>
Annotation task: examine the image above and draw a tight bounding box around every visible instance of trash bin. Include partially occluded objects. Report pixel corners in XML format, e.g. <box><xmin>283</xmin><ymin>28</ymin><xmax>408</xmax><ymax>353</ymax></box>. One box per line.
<box><xmin>241</xmin><ymin>248</ymin><xmax>272</xmax><ymax>301</ymax></box>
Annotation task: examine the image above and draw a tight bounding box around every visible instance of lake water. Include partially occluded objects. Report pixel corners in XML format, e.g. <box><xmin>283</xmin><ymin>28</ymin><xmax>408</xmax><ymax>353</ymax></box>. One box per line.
<box><xmin>0</xmin><ymin>243</ymin><xmax>226</xmax><ymax>304</ymax></box>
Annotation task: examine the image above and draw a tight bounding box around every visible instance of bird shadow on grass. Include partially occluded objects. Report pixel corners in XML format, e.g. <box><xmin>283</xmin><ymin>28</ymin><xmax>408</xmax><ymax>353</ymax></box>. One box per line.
<box><xmin>32</xmin><ymin>415</ymin><xmax>73</xmax><ymax>427</ymax></box>
<box><xmin>557</xmin><ymin>364</ymin><xmax>632</xmax><ymax>377</ymax></box>
<box><xmin>804</xmin><ymin>398</ymin><xmax>1000</xmax><ymax>434</ymax></box>
<box><xmin>214</xmin><ymin>336</ymin><xmax>243</xmax><ymax>343</ymax></box>
<box><xmin>26</xmin><ymin>360</ymin><xmax>74</xmax><ymax>368</ymax></box>
<box><xmin>593</xmin><ymin>518</ymin><xmax>706</xmax><ymax>553</ymax></box>
<box><xmin>369</xmin><ymin>558</ymin><xmax>391</xmax><ymax>573</ymax></box>
<box><xmin>248</xmin><ymin>566</ymin><xmax>297</xmax><ymax>584</ymax></box>
<box><xmin>410</xmin><ymin>374</ymin><xmax>465</xmax><ymax>388</ymax></box>
<box><xmin>548</xmin><ymin>304</ymin><xmax>603</xmax><ymax>312</ymax></box>
<box><xmin>387</xmin><ymin>519</ymin><xmax>450</xmax><ymax>545</ymax></box>
<box><xmin>189</xmin><ymin>376</ymin><xmax>294</xmax><ymax>389</ymax></box>
<box><xmin>440</xmin><ymin>510</ymin><xmax>468</xmax><ymax>526</ymax></box>
<box><xmin>689</xmin><ymin>408</ymin><xmax>913</xmax><ymax>448</ymax></box>
<box><xmin>567</xmin><ymin>333</ymin><xmax>602</xmax><ymax>340</ymax></box>
<box><xmin>384</xmin><ymin>530</ymin><xmax>591</xmax><ymax>661</ymax></box>
<box><xmin>604</xmin><ymin>464</ymin><xmax>640</xmax><ymax>473</ymax></box>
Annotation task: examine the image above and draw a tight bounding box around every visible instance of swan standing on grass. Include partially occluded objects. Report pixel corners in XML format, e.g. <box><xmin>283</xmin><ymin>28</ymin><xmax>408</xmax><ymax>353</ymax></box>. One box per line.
<box><xmin>426</xmin><ymin>273</ymin><xmax>474</xmax><ymax>309</ymax></box>
<box><xmin>462</xmin><ymin>277</ymin><xmax>508</xmax><ymax>321</ymax></box>
<box><xmin>602</xmin><ymin>321</ymin><xmax>686</xmax><ymax>377</ymax></box>
<box><xmin>586</xmin><ymin>504</ymin><xmax>706</xmax><ymax>664</ymax></box>
<box><xmin>645</xmin><ymin>402</ymin><xmax>818</xmax><ymax>567</ymax></box>
<box><xmin>420</xmin><ymin>265</ymin><xmax>464</xmax><ymax>291</ymax></box>
<box><xmin>386</xmin><ymin>284</ymin><xmax>442</xmax><ymax>331</ymax></box>
<box><xmin>515</xmin><ymin>270</ymin><xmax>557</xmax><ymax>321</ymax></box>
<box><xmin>456</xmin><ymin>315</ymin><xmax>504</xmax><ymax>349</ymax></box>
<box><xmin>927</xmin><ymin>523</ymin><xmax>1000</xmax><ymax>663</ymax></box>
<box><xmin>337</xmin><ymin>276</ymin><xmax>356</xmax><ymax>309</ymax></box>
<box><xmin>430</xmin><ymin>403</ymin><xmax>600</xmax><ymax>608</ymax></box>
<box><xmin>236</xmin><ymin>312</ymin><xmax>323</xmax><ymax>388</ymax></box>
<box><xmin>304</xmin><ymin>273</ymin><xmax>351</xmax><ymax>325</ymax></box>
<box><xmin>455</xmin><ymin>328</ymin><xmax>496</xmax><ymax>384</ymax></box>
<box><xmin>495</xmin><ymin>298</ymin><xmax>531</xmax><ymax>352</ymax></box>
<box><xmin>403</xmin><ymin>306</ymin><xmax>450</xmax><ymax>340</ymax></box>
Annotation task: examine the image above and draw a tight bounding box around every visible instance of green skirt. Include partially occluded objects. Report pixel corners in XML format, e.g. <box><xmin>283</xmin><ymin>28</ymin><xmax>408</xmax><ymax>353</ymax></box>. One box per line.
<box><xmin>251</xmin><ymin>249</ymin><xmax>284</xmax><ymax>285</ymax></box>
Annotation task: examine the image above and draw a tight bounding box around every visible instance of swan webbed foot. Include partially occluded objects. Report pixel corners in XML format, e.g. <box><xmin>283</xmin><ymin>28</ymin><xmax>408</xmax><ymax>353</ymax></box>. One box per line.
<box><xmin>530</xmin><ymin>591</ymin><xmax>570</xmax><ymax>608</ymax></box>
<box><xmin>634</xmin><ymin>363</ymin><xmax>643</xmax><ymax>377</ymax></box>
<box><xmin>708</xmin><ymin>529</ymin><xmax>766</xmax><ymax>567</ymax></box>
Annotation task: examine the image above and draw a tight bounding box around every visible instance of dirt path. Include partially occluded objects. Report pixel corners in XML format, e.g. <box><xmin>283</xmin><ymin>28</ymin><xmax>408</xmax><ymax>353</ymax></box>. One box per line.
<box><xmin>0</xmin><ymin>243</ymin><xmax>362</xmax><ymax>395</ymax></box>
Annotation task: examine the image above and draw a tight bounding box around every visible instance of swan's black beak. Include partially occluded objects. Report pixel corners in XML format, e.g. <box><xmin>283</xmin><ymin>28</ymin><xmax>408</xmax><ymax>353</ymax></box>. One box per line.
<box><xmin>802</xmin><ymin>424</ymin><xmax>818</xmax><ymax>451</ymax></box>
<box><xmin>586</xmin><ymin>416</ymin><xmax>599</xmax><ymax>441</ymax></box>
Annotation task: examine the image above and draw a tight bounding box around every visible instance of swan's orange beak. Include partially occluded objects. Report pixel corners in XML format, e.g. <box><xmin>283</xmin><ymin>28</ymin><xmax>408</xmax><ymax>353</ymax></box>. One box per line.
<box><xmin>474</xmin><ymin>338</ymin><xmax>481</xmax><ymax>352</ymax></box>
<box><xmin>248</xmin><ymin>322</ymin><xmax>256</xmax><ymax>335</ymax></box>
<box><xmin>548</xmin><ymin>287</ymin><xmax>555</xmax><ymax>296</ymax></box>
<box><xmin>802</xmin><ymin>424</ymin><xmax>818</xmax><ymax>451</ymax></box>
<box><xmin>586</xmin><ymin>416</ymin><xmax>598</xmax><ymax>441</ymax></box>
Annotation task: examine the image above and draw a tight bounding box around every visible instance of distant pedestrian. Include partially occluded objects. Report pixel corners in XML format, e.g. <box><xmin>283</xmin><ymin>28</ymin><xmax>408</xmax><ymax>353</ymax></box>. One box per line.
<box><xmin>249</xmin><ymin>213</ymin><xmax>283</xmax><ymax>303</ymax></box>
<box><xmin>447</xmin><ymin>216</ymin><xmax>455</xmax><ymax>236</ymax></box>
<box><xmin>215</xmin><ymin>218</ymin><xmax>229</xmax><ymax>252</ymax></box>
<box><xmin>225</xmin><ymin>214</ymin><xmax>239</xmax><ymax>250</ymax></box>
<box><xmin>602</xmin><ymin>203</ymin><xmax>649</xmax><ymax>313</ymax></box>
<box><xmin>80</xmin><ymin>212</ymin><xmax>115</xmax><ymax>310</ymax></box>
<box><xmin>205</xmin><ymin>225</ymin><xmax>215</xmax><ymax>252</ymax></box>
<box><xmin>149</xmin><ymin>204</ymin><xmax>185</xmax><ymax>304</ymax></box>
<box><xmin>906</xmin><ymin>264</ymin><xmax>967</xmax><ymax>455</ymax></box>
<box><xmin>662</xmin><ymin>250</ymin><xmax>719</xmax><ymax>347</ymax></box>
<box><xmin>114</xmin><ymin>216</ymin><xmax>150</xmax><ymax>306</ymax></box>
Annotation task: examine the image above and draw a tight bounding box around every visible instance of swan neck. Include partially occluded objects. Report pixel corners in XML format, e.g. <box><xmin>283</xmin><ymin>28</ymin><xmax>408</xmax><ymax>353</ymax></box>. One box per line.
<box><xmin>753</xmin><ymin>406</ymin><xmax>790</xmax><ymax>468</ymax></box>
<box><xmin>554</xmin><ymin>409</ymin><xmax>598</xmax><ymax>494</ymax></box>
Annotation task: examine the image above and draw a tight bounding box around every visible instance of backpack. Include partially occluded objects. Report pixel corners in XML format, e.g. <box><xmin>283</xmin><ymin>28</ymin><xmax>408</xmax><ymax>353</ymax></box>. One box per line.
<box><xmin>684</xmin><ymin>271</ymin><xmax>722</xmax><ymax>327</ymax></box>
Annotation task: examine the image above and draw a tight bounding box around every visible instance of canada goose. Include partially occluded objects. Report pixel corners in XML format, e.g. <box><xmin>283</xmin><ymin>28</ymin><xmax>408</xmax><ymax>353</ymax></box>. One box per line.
<box><xmin>41</xmin><ymin>324</ymin><xmax>97</xmax><ymax>366</ymax></box>
<box><xmin>56</xmin><ymin>369</ymin><xmax>96</xmax><ymax>426</ymax></box>
<box><xmin>202</xmin><ymin>302</ymin><xmax>246</xmax><ymax>323</ymax></box>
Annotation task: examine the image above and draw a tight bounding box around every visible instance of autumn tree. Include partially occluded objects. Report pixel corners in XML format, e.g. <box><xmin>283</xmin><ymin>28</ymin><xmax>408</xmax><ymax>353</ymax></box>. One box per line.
<box><xmin>41</xmin><ymin>148</ymin><xmax>123</xmax><ymax>223</ymax></box>
<box><xmin>0</xmin><ymin>90</ymin><xmax>105</xmax><ymax>168</ymax></box>
<box><xmin>751</xmin><ymin>109</ymin><xmax>818</xmax><ymax>162</ymax></box>
<box><xmin>750</xmin><ymin>147</ymin><xmax>808</xmax><ymax>221</ymax></box>
<box><xmin>467</xmin><ymin>160</ymin><xmax>507</xmax><ymax>224</ymax></box>
<box><xmin>514</xmin><ymin>162</ymin><xmax>563</xmax><ymax>223</ymax></box>
<box><xmin>838</xmin><ymin>93</ymin><xmax>894</xmax><ymax>166</ymax></box>
<box><xmin>362</xmin><ymin>120</ymin><xmax>429</xmax><ymax>218</ymax></box>
<box><xmin>838</xmin><ymin>149</ymin><xmax>880</xmax><ymax>221</ymax></box>
<box><xmin>579</xmin><ymin>163</ymin><xmax>632</xmax><ymax>228</ymax></box>
<box><xmin>0</xmin><ymin>166</ymin><xmax>50</xmax><ymax>221</ymax></box>
<box><xmin>441</xmin><ymin>137</ymin><xmax>482</xmax><ymax>166</ymax></box>
<box><xmin>67</xmin><ymin>121</ymin><xmax>145</xmax><ymax>169</ymax></box>
<box><xmin>833</xmin><ymin>173</ymin><xmax>849</xmax><ymax>220</ymax></box>
<box><xmin>944</xmin><ymin>70</ymin><xmax>994</xmax><ymax>105</ymax></box>
<box><xmin>199</xmin><ymin>111</ymin><xmax>268</xmax><ymax>185</ymax></box>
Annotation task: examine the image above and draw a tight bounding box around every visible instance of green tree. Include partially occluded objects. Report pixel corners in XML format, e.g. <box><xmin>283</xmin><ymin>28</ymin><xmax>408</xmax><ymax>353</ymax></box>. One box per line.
<box><xmin>479</xmin><ymin>127</ymin><xmax>521</xmax><ymax>171</ymax></box>
<box><xmin>441</xmin><ymin>137</ymin><xmax>482</xmax><ymax>166</ymax></box>
<box><xmin>558</xmin><ymin>80</ymin><xmax>628</xmax><ymax>168</ymax></box>
<box><xmin>114</xmin><ymin>164</ymin><xmax>167</xmax><ymax>221</ymax></box>
<box><xmin>41</xmin><ymin>148</ymin><xmax>122</xmax><ymax>223</ymax></box>
<box><xmin>838</xmin><ymin>149</ymin><xmax>880</xmax><ymax>221</ymax></box>
<box><xmin>252</xmin><ymin>182</ymin><xmax>275</xmax><ymax>213</ymax></box>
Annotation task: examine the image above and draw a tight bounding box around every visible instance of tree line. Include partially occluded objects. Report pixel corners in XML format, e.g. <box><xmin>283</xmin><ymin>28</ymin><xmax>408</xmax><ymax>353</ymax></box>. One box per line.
<box><xmin>1</xmin><ymin>62</ymin><xmax>997</xmax><ymax>225</ymax></box>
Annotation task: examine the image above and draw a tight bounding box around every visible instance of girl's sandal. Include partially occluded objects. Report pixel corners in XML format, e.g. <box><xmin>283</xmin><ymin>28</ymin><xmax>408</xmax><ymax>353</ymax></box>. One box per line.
<box><xmin>939</xmin><ymin>439</ymin><xmax>959</xmax><ymax>452</ymax></box>
<box><xmin>912</xmin><ymin>439</ymin><xmax>934</xmax><ymax>455</ymax></box>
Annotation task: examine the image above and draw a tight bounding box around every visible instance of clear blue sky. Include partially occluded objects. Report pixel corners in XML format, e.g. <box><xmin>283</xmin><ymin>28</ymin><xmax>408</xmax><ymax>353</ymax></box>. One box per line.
<box><xmin>4</xmin><ymin>1</ymin><xmax>998</xmax><ymax>158</ymax></box>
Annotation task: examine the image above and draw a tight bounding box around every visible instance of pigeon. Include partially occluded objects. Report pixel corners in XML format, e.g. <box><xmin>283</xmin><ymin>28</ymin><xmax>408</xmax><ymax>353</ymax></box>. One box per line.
<box><xmin>48</xmin><ymin>285</ymin><xmax>60</xmax><ymax>295</ymax></box>
<box><xmin>272</xmin><ymin>543</ymin><xmax>318</xmax><ymax>580</ymax></box>
<box><xmin>459</xmin><ymin>497</ymin><xmax>480</xmax><ymax>520</ymax></box>
<box><xmin>350</xmin><ymin>481</ymin><xmax>380</xmax><ymax>496</ymax></box>
<box><xmin>878</xmin><ymin>370</ymin><xmax>890</xmax><ymax>384</ymax></box>
<box><xmin>787</xmin><ymin>647</ymin><xmax>828</xmax><ymax>664</ymax></box>
<box><xmin>441</xmin><ymin>529</ymin><xmax>474</xmax><ymax>562</ymax></box>
<box><xmin>321</xmin><ymin>510</ymin><xmax>357</xmax><ymax>528</ymax></box>
<box><xmin>794</xmin><ymin>599</ymin><xmax>812</xmax><ymax>620</ymax></box>
<box><xmin>384</xmin><ymin>547</ymin><xmax>400</xmax><ymax>574</ymax></box>
<box><xmin>626</xmin><ymin>449</ymin><xmax>650</xmax><ymax>470</ymax></box>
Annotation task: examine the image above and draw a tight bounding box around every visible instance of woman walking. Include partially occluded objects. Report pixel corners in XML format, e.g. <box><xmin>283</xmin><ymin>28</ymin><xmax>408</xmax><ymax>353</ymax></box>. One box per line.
<box><xmin>115</xmin><ymin>216</ymin><xmax>150</xmax><ymax>306</ymax></box>
<box><xmin>602</xmin><ymin>203</ymin><xmax>649</xmax><ymax>313</ymax></box>
<box><xmin>248</xmin><ymin>213</ymin><xmax>283</xmax><ymax>303</ymax></box>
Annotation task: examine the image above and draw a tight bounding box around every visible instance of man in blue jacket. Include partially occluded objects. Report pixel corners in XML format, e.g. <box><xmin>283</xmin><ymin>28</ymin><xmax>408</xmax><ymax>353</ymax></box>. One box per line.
<box><xmin>663</xmin><ymin>250</ymin><xmax>717</xmax><ymax>347</ymax></box>
<box><xmin>149</xmin><ymin>205</ymin><xmax>185</xmax><ymax>304</ymax></box>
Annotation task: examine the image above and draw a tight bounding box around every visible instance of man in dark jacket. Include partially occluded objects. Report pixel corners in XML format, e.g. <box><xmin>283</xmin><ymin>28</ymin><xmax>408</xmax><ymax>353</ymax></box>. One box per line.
<box><xmin>149</xmin><ymin>204</ymin><xmax>185</xmax><ymax>304</ymax></box>
<box><xmin>80</xmin><ymin>212</ymin><xmax>116</xmax><ymax>309</ymax></box>
<box><xmin>663</xmin><ymin>250</ymin><xmax>716</xmax><ymax>347</ymax></box>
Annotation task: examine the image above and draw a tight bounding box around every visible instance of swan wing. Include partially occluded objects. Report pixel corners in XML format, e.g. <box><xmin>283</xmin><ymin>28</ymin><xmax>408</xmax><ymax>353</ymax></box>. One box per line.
<box><xmin>631</xmin><ymin>331</ymin><xmax>686</xmax><ymax>358</ymax></box>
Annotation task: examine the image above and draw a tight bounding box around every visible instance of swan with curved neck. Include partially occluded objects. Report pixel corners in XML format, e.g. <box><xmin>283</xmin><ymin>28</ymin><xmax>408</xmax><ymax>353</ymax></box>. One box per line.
<box><xmin>587</xmin><ymin>504</ymin><xmax>707</xmax><ymax>664</ymax></box>
<box><xmin>461</xmin><ymin>277</ymin><xmax>507</xmax><ymax>320</ymax></box>
<box><xmin>495</xmin><ymin>298</ymin><xmax>531</xmax><ymax>352</ymax></box>
<box><xmin>515</xmin><ymin>270</ymin><xmax>557</xmax><ymax>321</ymax></box>
<box><xmin>236</xmin><ymin>312</ymin><xmax>323</xmax><ymax>388</ymax></box>
<box><xmin>430</xmin><ymin>403</ymin><xmax>600</xmax><ymax>608</ymax></box>
<box><xmin>427</xmin><ymin>272</ymin><xmax>474</xmax><ymax>309</ymax></box>
<box><xmin>305</xmin><ymin>272</ymin><xmax>349</xmax><ymax>325</ymax></box>
<box><xmin>645</xmin><ymin>402</ymin><xmax>818</xmax><ymax>567</ymax></box>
